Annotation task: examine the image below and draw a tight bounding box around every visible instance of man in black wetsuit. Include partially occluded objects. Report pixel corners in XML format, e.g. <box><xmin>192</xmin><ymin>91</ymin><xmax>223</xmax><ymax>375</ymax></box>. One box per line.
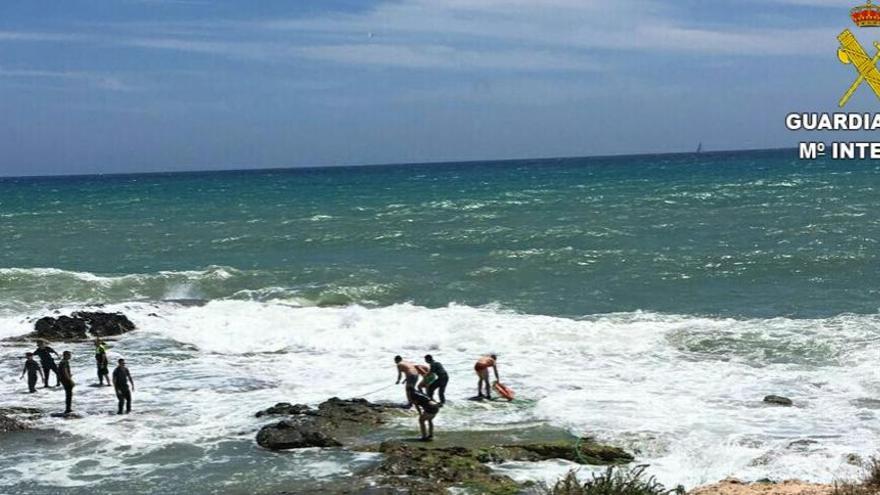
<box><xmin>58</xmin><ymin>351</ymin><xmax>75</xmax><ymax>414</ymax></box>
<box><xmin>112</xmin><ymin>359</ymin><xmax>134</xmax><ymax>415</ymax></box>
<box><xmin>34</xmin><ymin>339</ymin><xmax>60</xmax><ymax>388</ymax></box>
<box><xmin>424</xmin><ymin>354</ymin><xmax>449</xmax><ymax>404</ymax></box>
<box><xmin>20</xmin><ymin>352</ymin><xmax>44</xmax><ymax>393</ymax></box>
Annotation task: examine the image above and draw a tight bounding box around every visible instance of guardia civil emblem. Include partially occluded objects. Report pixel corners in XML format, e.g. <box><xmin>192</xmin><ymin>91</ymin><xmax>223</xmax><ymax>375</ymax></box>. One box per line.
<box><xmin>839</xmin><ymin>1</ymin><xmax>880</xmax><ymax>106</ymax></box>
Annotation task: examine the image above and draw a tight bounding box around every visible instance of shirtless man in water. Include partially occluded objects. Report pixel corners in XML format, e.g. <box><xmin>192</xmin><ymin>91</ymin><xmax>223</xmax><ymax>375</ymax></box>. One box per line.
<box><xmin>474</xmin><ymin>354</ymin><xmax>499</xmax><ymax>399</ymax></box>
<box><xmin>394</xmin><ymin>356</ymin><xmax>420</xmax><ymax>407</ymax></box>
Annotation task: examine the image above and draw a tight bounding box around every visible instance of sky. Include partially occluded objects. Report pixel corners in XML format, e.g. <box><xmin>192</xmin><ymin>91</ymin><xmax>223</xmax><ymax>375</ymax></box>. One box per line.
<box><xmin>0</xmin><ymin>0</ymin><xmax>872</xmax><ymax>176</ymax></box>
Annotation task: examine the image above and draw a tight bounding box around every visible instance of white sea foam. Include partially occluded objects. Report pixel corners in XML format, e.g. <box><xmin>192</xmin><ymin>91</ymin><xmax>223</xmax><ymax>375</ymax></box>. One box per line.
<box><xmin>1</xmin><ymin>302</ymin><xmax>879</xmax><ymax>490</ymax></box>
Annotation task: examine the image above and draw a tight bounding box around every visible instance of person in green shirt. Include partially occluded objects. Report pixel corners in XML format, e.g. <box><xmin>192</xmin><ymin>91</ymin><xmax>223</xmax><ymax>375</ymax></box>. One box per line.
<box><xmin>94</xmin><ymin>339</ymin><xmax>110</xmax><ymax>386</ymax></box>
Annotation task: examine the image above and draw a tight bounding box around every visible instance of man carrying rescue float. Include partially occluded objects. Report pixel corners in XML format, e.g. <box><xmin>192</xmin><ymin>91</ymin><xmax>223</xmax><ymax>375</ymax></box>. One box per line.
<box><xmin>474</xmin><ymin>354</ymin><xmax>500</xmax><ymax>400</ymax></box>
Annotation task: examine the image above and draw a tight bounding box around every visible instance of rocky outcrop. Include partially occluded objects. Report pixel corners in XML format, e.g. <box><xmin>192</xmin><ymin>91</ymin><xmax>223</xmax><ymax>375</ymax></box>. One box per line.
<box><xmin>763</xmin><ymin>395</ymin><xmax>793</xmax><ymax>407</ymax></box>
<box><xmin>256</xmin><ymin>419</ymin><xmax>342</xmax><ymax>449</ymax></box>
<box><xmin>476</xmin><ymin>439</ymin><xmax>635</xmax><ymax>465</ymax></box>
<box><xmin>371</xmin><ymin>441</ymin><xmax>521</xmax><ymax>495</ymax></box>
<box><xmin>28</xmin><ymin>312</ymin><xmax>136</xmax><ymax>341</ymax></box>
<box><xmin>256</xmin><ymin>398</ymin><xmax>402</xmax><ymax>450</ymax></box>
<box><xmin>314</xmin><ymin>397</ymin><xmax>399</xmax><ymax>427</ymax></box>
<box><xmin>255</xmin><ymin>403</ymin><xmax>315</xmax><ymax>418</ymax></box>
<box><xmin>257</xmin><ymin>398</ymin><xmax>635</xmax><ymax>493</ymax></box>
<box><xmin>0</xmin><ymin>414</ymin><xmax>28</xmax><ymax>433</ymax></box>
<box><xmin>0</xmin><ymin>407</ymin><xmax>40</xmax><ymax>433</ymax></box>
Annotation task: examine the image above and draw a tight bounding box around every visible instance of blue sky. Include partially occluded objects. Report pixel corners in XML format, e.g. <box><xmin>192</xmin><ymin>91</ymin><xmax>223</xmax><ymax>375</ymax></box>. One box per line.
<box><xmin>0</xmin><ymin>0</ymin><xmax>869</xmax><ymax>176</ymax></box>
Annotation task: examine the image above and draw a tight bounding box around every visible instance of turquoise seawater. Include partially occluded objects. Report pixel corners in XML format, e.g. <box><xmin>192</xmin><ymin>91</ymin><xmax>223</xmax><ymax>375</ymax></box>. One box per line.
<box><xmin>2</xmin><ymin>149</ymin><xmax>880</xmax><ymax>494</ymax></box>
<box><xmin>1</xmin><ymin>149</ymin><xmax>878</xmax><ymax>317</ymax></box>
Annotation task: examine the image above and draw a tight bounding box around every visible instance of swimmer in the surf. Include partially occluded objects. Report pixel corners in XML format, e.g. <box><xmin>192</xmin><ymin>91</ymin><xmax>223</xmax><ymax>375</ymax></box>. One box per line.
<box><xmin>394</xmin><ymin>355</ymin><xmax>420</xmax><ymax>407</ymax></box>
<box><xmin>474</xmin><ymin>354</ymin><xmax>499</xmax><ymax>399</ymax></box>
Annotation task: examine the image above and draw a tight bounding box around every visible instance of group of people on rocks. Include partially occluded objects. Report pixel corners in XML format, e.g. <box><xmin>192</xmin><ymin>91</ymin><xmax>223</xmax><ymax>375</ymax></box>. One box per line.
<box><xmin>394</xmin><ymin>353</ymin><xmax>500</xmax><ymax>441</ymax></box>
<box><xmin>19</xmin><ymin>338</ymin><xmax>135</xmax><ymax>415</ymax></box>
<box><xmin>18</xmin><ymin>341</ymin><xmax>501</xmax><ymax>440</ymax></box>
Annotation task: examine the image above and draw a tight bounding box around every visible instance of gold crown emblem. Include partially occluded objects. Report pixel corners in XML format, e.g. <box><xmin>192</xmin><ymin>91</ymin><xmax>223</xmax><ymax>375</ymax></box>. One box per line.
<box><xmin>852</xmin><ymin>0</ymin><xmax>880</xmax><ymax>27</ymax></box>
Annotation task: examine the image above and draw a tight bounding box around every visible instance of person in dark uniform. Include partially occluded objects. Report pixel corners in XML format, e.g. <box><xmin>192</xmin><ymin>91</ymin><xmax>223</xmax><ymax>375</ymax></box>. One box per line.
<box><xmin>20</xmin><ymin>352</ymin><xmax>44</xmax><ymax>393</ymax></box>
<box><xmin>94</xmin><ymin>339</ymin><xmax>110</xmax><ymax>386</ymax></box>
<box><xmin>112</xmin><ymin>359</ymin><xmax>134</xmax><ymax>415</ymax></box>
<box><xmin>424</xmin><ymin>354</ymin><xmax>449</xmax><ymax>404</ymax></box>
<box><xmin>411</xmin><ymin>389</ymin><xmax>442</xmax><ymax>441</ymax></box>
<box><xmin>34</xmin><ymin>339</ymin><xmax>60</xmax><ymax>388</ymax></box>
<box><xmin>58</xmin><ymin>351</ymin><xmax>75</xmax><ymax>414</ymax></box>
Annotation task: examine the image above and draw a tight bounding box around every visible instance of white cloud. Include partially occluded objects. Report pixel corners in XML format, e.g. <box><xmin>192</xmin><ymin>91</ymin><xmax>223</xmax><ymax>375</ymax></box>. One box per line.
<box><xmin>0</xmin><ymin>0</ymin><xmax>842</xmax><ymax>73</ymax></box>
<box><xmin>298</xmin><ymin>43</ymin><xmax>599</xmax><ymax>71</ymax></box>
<box><xmin>251</xmin><ymin>0</ymin><xmax>837</xmax><ymax>59</ymax></box>
<box><xmin>0</xmin><ymin>31</ymin><xmax>85</xmax><ymax>42</ymax></box>
<box><xmin>0</xmin><ymin>67</ymin><xmax>136</xmax><ymax>91</ymax></box>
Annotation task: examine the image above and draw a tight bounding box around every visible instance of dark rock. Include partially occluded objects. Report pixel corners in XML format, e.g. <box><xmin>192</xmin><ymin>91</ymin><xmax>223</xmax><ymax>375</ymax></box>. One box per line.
<box><xmin>0</xmin><ymin>407</ymin><xmax>42</xmax><ymax>418</ymax></box>
<box><xmin>477</xmin><ymin>439</ymin><xmax>634</xmax><ymax>465</ymax></box>
<box><xmin>763</xmin><ymin>395</ymin><xmax>793</xmax><ymax>406</ymax></box>
<box><xmin>0</xmin><ymin>407</ymin><xmax>43</xmax><ymax>433</ymax></box>
<box><xmin>256</xmin><ymin>418</ymin><xmax>342</xmax><ymax>450</ymax></box>
<box><xmin>49</xmin><ymin>412</ymin><xmax>83</xmax><ymax>419</ymax></box>
<box><xmin>256</xmin><ymin>402</ymin><xmax>314</xmax><ymax>418</ymax></box>
<box><xmin>29</xmin><ymin>312</ymin><xmax>135</xmax><ymax>342</ymax></box>
<box><xmin>373</xmin><ymin>441</ymin><xmax>520</xmax><ymax>495</ymax></box>
<box><xmin>316</xmin><ymin>398</ymin><xmax>399</xmax><ymax>427</ymax></box>
<box><xmin>256</xmin><ymin>398</ymin><xmax>401</xmax><ymax>451</ymax></box>
<box><xmin>0</xmin><ymin>414</ymin><xmax>29</xmax><ymax>433</ymax></box>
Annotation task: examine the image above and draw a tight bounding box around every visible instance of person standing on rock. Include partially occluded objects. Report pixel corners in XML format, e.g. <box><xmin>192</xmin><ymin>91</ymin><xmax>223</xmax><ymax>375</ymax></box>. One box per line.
<box><xmin>20</xmin><ymin>352</ymin><xmax>45</xmax><ymax>393</ymax></box>
<box><xmin>411</xmin><ymin>389</ymin><xmax>441</xmax><ymax>441</ymax></box>
<box><xmin>34</xmin><ymin>339</ymin><xmax>60</xmax><ymax>388</ymax></box>
<box><xmin>112</xmin><ymin>359</ymin><xmax>134</xmax><ymax>415</ymax></box>
<box><xmin>424</xmin><ymin>355</ymin><xmax>449</xmax><ymax>404</ymax></box>
<box><xmin>94</xmin><ymin>339</ymin><xmax>110</xmax><ymax>386</ymax></box>
<box><xmin>394</xmin><ymin>356</ymin><xmax>420</xmax><ymax>408</ymax></box>
<box><xmin>474</xmin><ymin>354</ymin><xmax>499</xmax><ymax>400</ymax></box>
<box><xmin>58</xmin><ymin>351</ymin><xmax>75</xmax><ymax>414</ymax></box>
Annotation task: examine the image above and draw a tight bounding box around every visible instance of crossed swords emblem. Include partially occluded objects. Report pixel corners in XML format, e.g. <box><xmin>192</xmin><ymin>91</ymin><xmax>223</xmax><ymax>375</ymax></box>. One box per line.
<box><xmin>838</xmin><ymin>29</ymin><xmax>880</xmax><ymax>107</ymax></box>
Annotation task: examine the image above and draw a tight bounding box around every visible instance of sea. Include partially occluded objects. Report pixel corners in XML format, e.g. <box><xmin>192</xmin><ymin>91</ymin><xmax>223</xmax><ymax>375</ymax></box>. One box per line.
<box><xmin>1</xmin><ymin>149</ymin><xmax>879</xmax><ymax>494</ymax></box>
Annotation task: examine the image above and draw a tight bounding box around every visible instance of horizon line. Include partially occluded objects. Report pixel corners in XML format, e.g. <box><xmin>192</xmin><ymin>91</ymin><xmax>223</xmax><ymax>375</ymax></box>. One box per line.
<box><xmin>0</xmin><ymin>146</ymin><xmax>797</xmax><ymax>180</ymax></box>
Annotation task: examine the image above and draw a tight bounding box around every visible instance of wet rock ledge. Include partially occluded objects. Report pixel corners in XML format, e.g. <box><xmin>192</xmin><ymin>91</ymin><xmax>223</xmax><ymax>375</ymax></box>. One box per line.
<box><xmin>8</xmin><ymin>311</ymin><xmax>136</xmax><ymax>342</ymax></box>
<box><xmin>0</xmin><ymin>407</ymin><xmax>42</xmax><ymax>433</ymax></box>
<box><xmin>256</xmin><ymin>397</ymin><xmax>634</xmax><ymax>494</ymax></box>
